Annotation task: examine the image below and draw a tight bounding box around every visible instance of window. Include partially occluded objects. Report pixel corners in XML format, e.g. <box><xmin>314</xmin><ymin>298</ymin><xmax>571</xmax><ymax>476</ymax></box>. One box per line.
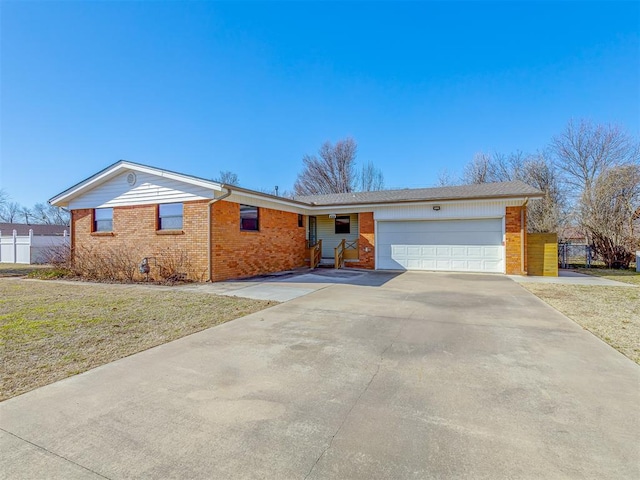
<box><xmin>335</xmin><ymin>215</ymin><xmax>350</xmax><ymax>234</ymax></box>
<box><xmin>298</xmin><ymin>214</ymin><xmax>304</xmax><ymax>228</ymax></box>
<box><xmin>158</xmin><ymin>203</ymin><xmax>183</xmax><ymax>230</ymax></box>
<box><xmin>93</xmin><ymin>208</ymin><xmax>113</xmax><ymax>232</ymax></box>
<box><xmin>240</xmin><ymin>205</ymin><xmax>259</xmax><ymax>231</ymax></box>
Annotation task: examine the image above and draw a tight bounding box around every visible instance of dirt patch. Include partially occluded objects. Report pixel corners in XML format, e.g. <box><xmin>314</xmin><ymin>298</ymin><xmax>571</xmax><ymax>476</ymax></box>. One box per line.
<box><xmin>523</xmin><ymin>282</ymin><xmax>639</xmax><ymax>364</ymax></box>
<box><xmin>0</xmin><ymin>279</ymin><xmax>275</xmax><ymax>400</ymax></box>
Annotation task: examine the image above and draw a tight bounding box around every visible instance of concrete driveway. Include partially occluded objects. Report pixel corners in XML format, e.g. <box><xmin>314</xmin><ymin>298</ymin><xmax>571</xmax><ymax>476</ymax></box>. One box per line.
<box><xmin>2</xmin><ymin>272</ymin><xmax>639</xmax><ymax>479</ymax></box>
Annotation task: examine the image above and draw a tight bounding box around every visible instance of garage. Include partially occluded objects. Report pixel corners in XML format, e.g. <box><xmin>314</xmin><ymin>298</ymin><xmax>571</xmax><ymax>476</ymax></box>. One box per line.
<box><xmin>377</xmin><ymin>218</ymin><xmax>504</xmax><ymax>273</ymax></box>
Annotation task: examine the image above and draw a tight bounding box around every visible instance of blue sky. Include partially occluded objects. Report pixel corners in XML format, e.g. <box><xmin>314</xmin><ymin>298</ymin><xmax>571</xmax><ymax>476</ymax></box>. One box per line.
<box><xmin>1</xmin><ymin>0</ymin><xmax>638</xmax><ymax>206</ymax></box>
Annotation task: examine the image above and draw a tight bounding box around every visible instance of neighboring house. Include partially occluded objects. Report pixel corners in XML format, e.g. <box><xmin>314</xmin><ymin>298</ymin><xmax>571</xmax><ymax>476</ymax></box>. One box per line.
<box><xmin>0</xmin><ymin>223</ymin><xmax>69</xmax><ymax>264</ymax></box>
<box><xmin>558</xmin><ymin>226</ymin><xmax>587</xmax><ymax>245</ymax></box>
<box><xmin>49</xmin><ymin>160</ymin><xmax>544</xmax><ymax>281</ymax></box>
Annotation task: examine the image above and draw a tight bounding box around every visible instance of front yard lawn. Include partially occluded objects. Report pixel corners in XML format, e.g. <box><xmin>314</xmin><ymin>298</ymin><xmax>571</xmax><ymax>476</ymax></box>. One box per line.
<box><xmin>522</xmin><ymin>279</ymin><xmax>639</xmax><ymax>364</ymax></box>
<box><xmin>0</xmin><ymin>279</ymin><xmax>274</xmax><ymax>400</ymax></box>
<box><xmin>0</xmin><ymin>263</ymin><xmax>51</xmax><ymax>277</ymax></box>
<box><xmin>574</xmin><ymin>267</ymin><xmax>640</xmax><ymax>286</ymax></box>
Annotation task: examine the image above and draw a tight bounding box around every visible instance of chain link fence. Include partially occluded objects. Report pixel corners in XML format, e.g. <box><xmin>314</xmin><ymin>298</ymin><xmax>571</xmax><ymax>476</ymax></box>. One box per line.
<box><xmin>558</xmin><ymin>243</ymin><xmax>595</xmax><ymax>269</ymax></box>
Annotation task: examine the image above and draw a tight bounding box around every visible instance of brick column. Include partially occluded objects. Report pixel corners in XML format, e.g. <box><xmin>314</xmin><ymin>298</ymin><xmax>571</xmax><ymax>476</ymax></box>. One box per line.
<box><xmin>505</xmin><ymin>206</ymin><xmax>527</xmax><ymax>275</ymax></box>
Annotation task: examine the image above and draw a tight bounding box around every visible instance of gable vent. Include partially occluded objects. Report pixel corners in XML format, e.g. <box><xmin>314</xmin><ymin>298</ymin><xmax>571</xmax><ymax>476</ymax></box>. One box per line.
<box><xmin>126</xmin><ymin>172</ymin><xmax>137</xmax><ymax>186</ymax></box>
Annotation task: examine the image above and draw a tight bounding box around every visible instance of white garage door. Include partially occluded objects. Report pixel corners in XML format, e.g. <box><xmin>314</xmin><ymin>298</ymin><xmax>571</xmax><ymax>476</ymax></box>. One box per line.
<box><xmin>377</xmin><ymin>219</ymin><xmax>504</xmax><ymax>273</ymax></box>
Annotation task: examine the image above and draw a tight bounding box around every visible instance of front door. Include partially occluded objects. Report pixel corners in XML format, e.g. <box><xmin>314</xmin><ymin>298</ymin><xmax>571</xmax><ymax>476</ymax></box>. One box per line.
<box><xmin>309</xmin><ymin>216</ymin><xmax>317</xmax><ymax>245</ymax></box>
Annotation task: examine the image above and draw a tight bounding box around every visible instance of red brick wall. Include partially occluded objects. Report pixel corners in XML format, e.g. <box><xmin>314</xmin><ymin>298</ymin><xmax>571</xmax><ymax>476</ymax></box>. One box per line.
<box><xmin>346</xmin><ymin>212</ymin><xmax>375</xmax><ymax>270</ymax></box>
<box><xmin>210</xmin><ymin>201</ymin><xmax>307</xmax><ymax>281</ymax></box>
<box><xmin>71</xmin><ymin>201</ymin><xmax>210</xmax><ymax>280</ymax></box>
<box><xmin>72</xmin><ymin>200</ymin><xmax>309</xmax><ymax>282</ymax></box>
<box><xmin>505</xmin><ymin>205</ymin><xmax>527</xmax><ymax>275</ymax></box>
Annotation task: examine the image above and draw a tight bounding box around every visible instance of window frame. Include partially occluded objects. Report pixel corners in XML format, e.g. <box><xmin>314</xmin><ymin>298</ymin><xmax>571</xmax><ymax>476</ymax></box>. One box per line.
<box><xmin>157</xmin><ymin>203</ymin><xmax>183</xmax><ymax>231</ymax></box>
<box><xmin>334</xmin><ymin>215</ymin><xmax>351</xmax><ymax>234</ymax></box>
<box><xmin>240</xmin><ymin>204</ymin><xmax>259</xmax><ymax>232</ymax></box>
<box><xmin>93</xmin><ymin>207</ymin><xmax>113</xmax><ymax>233</ymax></box>
<box><xmin>298</xmin><ymin>214</ymin><xmax>304</xmax><ymax>228</ymax></box>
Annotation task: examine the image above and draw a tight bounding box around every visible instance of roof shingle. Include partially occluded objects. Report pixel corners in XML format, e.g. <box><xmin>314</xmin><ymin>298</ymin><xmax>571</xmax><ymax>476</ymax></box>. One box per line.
<box><xmin>0</xmin><ymin>223</ymin><xmax>69</xmax><ymax>236</ymax></box>
<box><xmin>294</xmin><ymin>180</ymin><xmax>543</xmax><ymax>206</ymax></box>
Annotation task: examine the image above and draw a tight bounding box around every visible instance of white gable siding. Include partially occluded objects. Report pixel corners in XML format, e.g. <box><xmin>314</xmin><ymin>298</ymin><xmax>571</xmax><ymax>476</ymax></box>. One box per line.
<box><xmin>68</xmin><ymin>171</ymin><xmax>215</xmax><ymax>209</ymax></box>
<box><xmin>373</xmin><ymin>200</ymin><xmax>520</xmax><ymax>221</ymax></box>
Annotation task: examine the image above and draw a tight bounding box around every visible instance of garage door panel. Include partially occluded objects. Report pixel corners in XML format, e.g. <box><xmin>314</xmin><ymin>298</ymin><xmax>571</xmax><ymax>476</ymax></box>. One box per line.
<box><xmin>484</xmin><ymin>246</ymin><xmax>502</xmax><ymax>257</ymax></box>
<box><xmin>467</xmin><ymin>246</ymin><xmax>482</xmax><ymax>256</ymax></box>
<box><xmin>452</xmin><ymin>260</ymin><xmax>467</xmax><ymax>269</ymax></box>
<box><xmin>484</xmin><ymin>260</ymin><xmax>502</xmax><ymax>270</ymax></box>
<box><xmin>377</xmin><ymin>219</ymin><xmax>504</xmax><ymax>273</ymax></box>
<box><xmin>467</xmin><ymin>260</ymin><xmax>483</xmax><ymax>270</ymax></box>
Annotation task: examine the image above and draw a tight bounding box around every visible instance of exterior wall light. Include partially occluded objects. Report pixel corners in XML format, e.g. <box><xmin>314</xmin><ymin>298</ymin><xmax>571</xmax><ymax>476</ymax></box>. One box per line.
<box><xmin>433</xmin><ymin>205</ymin><xmax>441</xmax><ymax>211</ymax></box>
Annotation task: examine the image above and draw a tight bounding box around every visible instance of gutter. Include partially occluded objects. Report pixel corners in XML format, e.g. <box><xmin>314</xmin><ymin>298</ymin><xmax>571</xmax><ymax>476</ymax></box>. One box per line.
<box><xmin>208</xmin><ymin>187</ymin><xmax>232</xmax><ymax>282</ymax></box>
<box><xmin>521</xmin><ymin>197</ymin><xmax>529</xmax><ymax>275</ymax></box>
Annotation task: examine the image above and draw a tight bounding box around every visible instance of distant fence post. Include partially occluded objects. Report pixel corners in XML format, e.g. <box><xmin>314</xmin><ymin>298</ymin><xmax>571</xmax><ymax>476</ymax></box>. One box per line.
<box><xmin>13</xmin><ymin>229</ymin><xmax>18</xmax><ymax>264</ymax></box>
<box><xmin>559</xmin><ymin>243</ymin><xmax>567</xmax><ymax>269</ymax></box>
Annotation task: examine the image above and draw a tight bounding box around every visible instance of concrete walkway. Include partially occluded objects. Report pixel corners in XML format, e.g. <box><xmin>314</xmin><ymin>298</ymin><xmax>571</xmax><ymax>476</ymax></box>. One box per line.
<box><xmin>2</xmin><ymin>272</ymin><xmax>639</xmax><ymax>478</ymax></box>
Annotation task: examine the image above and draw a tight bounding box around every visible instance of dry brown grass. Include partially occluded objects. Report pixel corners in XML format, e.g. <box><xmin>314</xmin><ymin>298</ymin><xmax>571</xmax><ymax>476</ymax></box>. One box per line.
<box><xmin>574</xmin><ymin>268</ymin><xmax>640</xmax><ymax>286</ymax></box>
<box><xmin>522</xmin><ymin>282</ymin><xmax>640</xmax><ymax>364</ymax></box>
<box><xmin>0</xmin><ymin>279</ymin><xmax>274</xmax><ymax>400</ymax></box>
<box><xmin>0</xmin><ymin>263</ymin><xmax>51</xmax><ymax>277</ymax></box>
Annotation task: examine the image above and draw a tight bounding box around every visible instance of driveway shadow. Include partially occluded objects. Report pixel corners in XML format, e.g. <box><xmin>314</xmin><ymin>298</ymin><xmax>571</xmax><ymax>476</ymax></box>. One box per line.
<box><xmin>261</xmin><ymin>268</ymin><xmax>403</xmax><ymax>287</ymax></box>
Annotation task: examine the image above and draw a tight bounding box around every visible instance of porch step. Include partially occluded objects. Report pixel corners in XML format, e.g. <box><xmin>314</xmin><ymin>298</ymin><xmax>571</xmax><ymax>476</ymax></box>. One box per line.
<box><xmin>317</xmin><ymin>258</ymin><xmax>335</xmax><ymax>268</ymax></box>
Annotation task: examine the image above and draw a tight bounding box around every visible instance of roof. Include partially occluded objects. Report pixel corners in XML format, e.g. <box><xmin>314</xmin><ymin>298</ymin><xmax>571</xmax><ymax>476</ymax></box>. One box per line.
<box><xmin>294</xmin><ymin>181</ymin><xmax>543</xmax><ymax>206</ymax></box>
<box><xmin>558</xmin><ymin>226</ymin><xmax>587</xmax><ymax>241</ymax></box>
<box><xmin>49</xmin><ymin>160</ymin><xmax>226</xmax><ymax>207</ymax></box>
<box><xmin>0</xmin><ymin>223</ymin><xmax>68</xmax><ymax>236</ymax></box>
<box><xmin>49</xmin><ymin>160</ymin><xmax>543</xmax><ymax>209</ymax></box>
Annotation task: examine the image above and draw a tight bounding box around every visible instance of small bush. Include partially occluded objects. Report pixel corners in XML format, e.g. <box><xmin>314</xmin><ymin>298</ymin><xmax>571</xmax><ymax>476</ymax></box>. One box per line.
<box><xmin>40</xmin><ymin>242</ymin><xmax>202</xmax><ymax>284</ymax></box>
<box><xmin>27</xmin><ymin>268</ymin><xmax>72</xmax><ymax>280</ymax></box>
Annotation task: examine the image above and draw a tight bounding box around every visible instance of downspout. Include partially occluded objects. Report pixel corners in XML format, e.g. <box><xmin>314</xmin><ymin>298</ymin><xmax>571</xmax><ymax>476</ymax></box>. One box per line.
<box><xmin>207</xmin><ymin>187</ymin><xmax>232</xmax><ymax>282</ymax></box>
<box><xmin>521</xmin><ymin>197</ymin><xmax>529</xmax><ymax>275</ymax></box>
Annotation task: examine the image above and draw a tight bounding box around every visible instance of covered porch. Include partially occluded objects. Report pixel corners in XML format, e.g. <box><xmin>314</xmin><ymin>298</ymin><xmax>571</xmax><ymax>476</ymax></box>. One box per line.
<box><xmin>307</xmin><ymin>213</ymin><xmax>360</xmax><ymax>269</ymax></box>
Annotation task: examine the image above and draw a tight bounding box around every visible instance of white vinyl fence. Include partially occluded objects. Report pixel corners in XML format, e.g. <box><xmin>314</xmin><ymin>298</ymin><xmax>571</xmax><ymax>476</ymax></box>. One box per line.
<box><xmin>0</xmin><ymin>229</ymin><xmax>69</xmax><ymax>264</ymax></box>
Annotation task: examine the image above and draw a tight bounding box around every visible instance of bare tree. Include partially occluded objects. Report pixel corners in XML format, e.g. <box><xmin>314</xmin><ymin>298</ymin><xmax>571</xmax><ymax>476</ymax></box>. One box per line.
<box><xmin>462</xmin><ymin>153</ymin><xmax>492</xmax><ymax>184</ymax></box>
<box><xmin>0</xmin><ymin>201</ymin><xmax>22</xmax><ymax>223</ymax></box>
<box><xmin>520</xmin><ymin>154</ymin><xmax>565</xmax><ymax>233</ymax></box>
<box><xmin>360</xmin><ymin>161</ymin><xmax>385</xmax><ymax>192</ymax></box>
<box><xmin>579</xmin><ymin>164</ymin><xmax>640</xmax><ymax>268</ymax></box>
<box><xmin>0</xmin><ymin>189</ymin><xmax>7</xmax><ymax>209</ymax></box>
<box><xmin>32</xmin><ymin>203</ymin><xmax>70</xmax><ymax>225</ymax></box>
<box><xmin>294</xmin><ymin>138</ymin><xmax>358</xmax><ymax>195</ymax></box>
<box><xmin>551</xmin><ymin>119</ymin><xmax>639</xmax><ymax>192</ymax></box>
<box><xmin>436</xmin><ymin>168</ymin><xmax>457</xmax><ymax>187</ymax></box>
<box><xmin>461</xmin><ymin>151</ymin><xmax>565</xmax><ymax>233</ymax></box>
<box><xmin>552</xmin><ymin>119</ymin><xmax>640</xmax><ymax>266</ymax></box>
<box><xmin>20</xmin><ymin>206</ymin><xmax>32</xmax><ymax>224</ymax></box>
<box><xmin>215</xmin><ymin>171</ymin><xmax>240</xmax><ymax>186</ymax></box>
